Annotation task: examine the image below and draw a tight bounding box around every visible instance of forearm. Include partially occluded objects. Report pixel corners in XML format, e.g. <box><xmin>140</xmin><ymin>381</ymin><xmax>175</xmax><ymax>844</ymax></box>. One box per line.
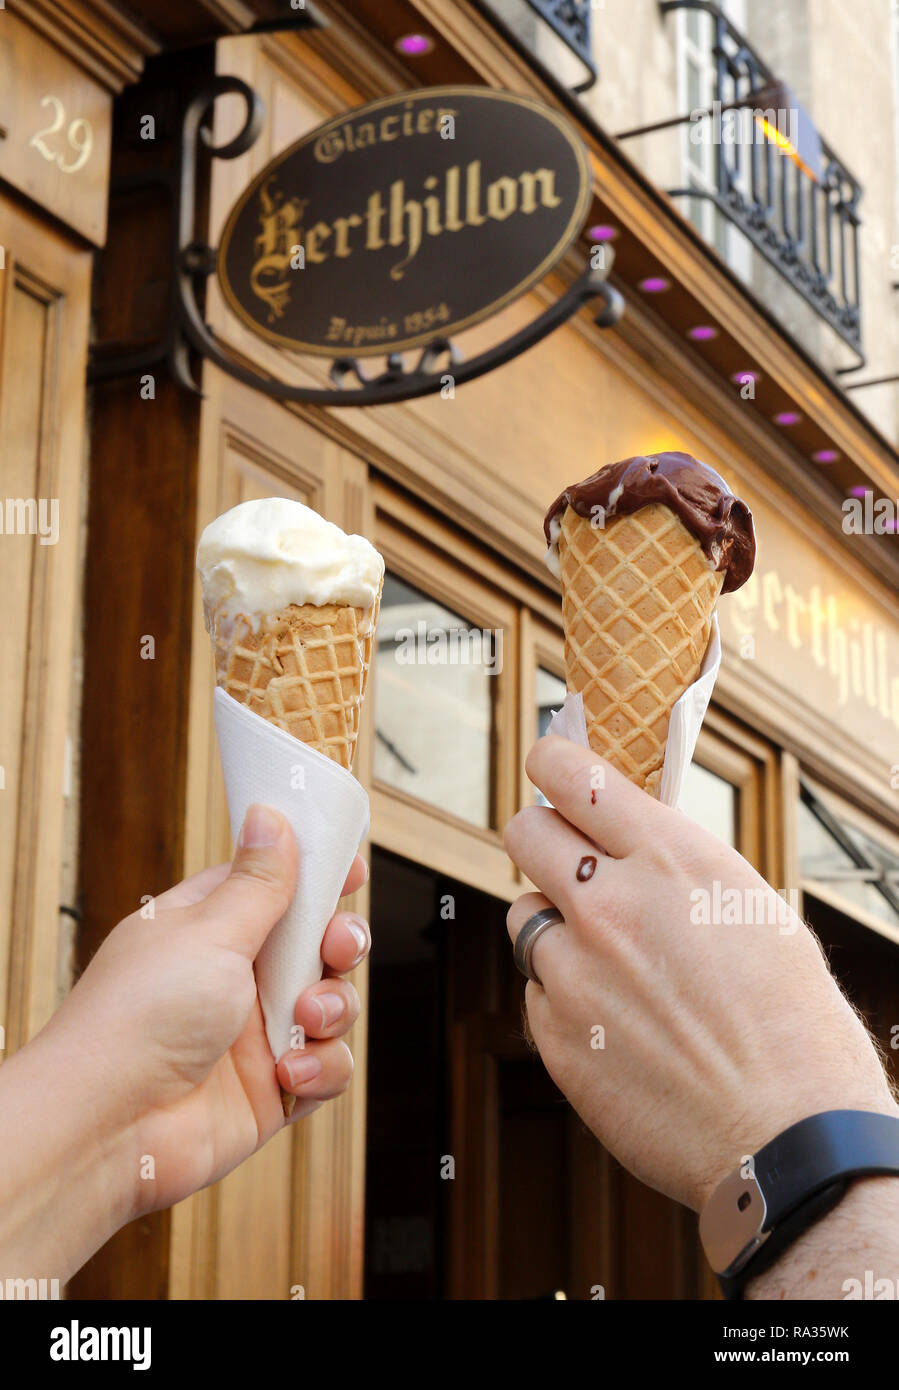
<box><xmin>0</xmin><ymin>1029</ymin><xmax>136</xmax><ymax>1285</ymax></box>
<box><xmin>747</xmin><ymin>1175</ymin><xmax>899</xmax><ymax>1300</ymax></box>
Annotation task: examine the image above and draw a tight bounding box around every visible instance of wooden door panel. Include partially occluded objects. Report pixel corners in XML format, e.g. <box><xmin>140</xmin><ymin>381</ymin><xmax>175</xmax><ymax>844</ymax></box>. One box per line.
<box><xmin>446</xmin><ymin>879</ymin><xmax>706</xmax><ymax>1299</ymax></box>
<box><xmin>0</xmin><ymin>8</ymin><xmax>113</xmax><ymax>246</ymax></box>
<box><xmin>0</xmin><ymin>195</ymin><xmax>90</xmax><ymax>1051</ymax></box>
<box><xmin>214</xmin><ymin>1135</ymin><xmax>295</xmax><ymax>1300</ymax></box>
<box><xmin>0</xmin><ymin>269</ymin><xmax>50</xmax><ymax>1018</ymax></box>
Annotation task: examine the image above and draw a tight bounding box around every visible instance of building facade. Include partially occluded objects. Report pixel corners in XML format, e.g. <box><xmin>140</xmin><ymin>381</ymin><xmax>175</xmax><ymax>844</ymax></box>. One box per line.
<box><xmin>1</xmin><ymin>0</ymin><xmax>898</xmax><ymax>1300</ymax></box>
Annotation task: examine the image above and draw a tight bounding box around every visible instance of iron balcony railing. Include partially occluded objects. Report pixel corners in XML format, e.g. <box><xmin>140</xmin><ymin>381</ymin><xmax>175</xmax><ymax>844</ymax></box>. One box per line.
<box><xmin>530</xmin><ymin>0</ymin><xmax>594</xmax><ymax>76</ymax></box>
<box><xmin>624</xmin><ymin>1</ymin><xmax>863</xmax><ymax>363</ymax></box>
<box><xmin>474</xmin><ymin>0</ymin><xmax>597</xmax><ymax>92</ymax></box>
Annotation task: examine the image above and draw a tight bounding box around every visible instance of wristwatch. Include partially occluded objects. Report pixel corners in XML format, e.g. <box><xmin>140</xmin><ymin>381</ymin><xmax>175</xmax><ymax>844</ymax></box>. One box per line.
<box><xmin>699</xmin><ymin>1109</ymin><xmax>899</xmax><ymax>1299</ymax></box>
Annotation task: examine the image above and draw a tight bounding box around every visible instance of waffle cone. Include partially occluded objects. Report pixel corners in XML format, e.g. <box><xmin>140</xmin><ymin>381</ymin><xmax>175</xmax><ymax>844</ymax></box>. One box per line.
<box><xmin>558</xmin><ymin>505</ymin><xmax>722</xmax><ymax>798</ymax></box>
<box><xmin>209</xmin><ymin>592</ymin><xmax>381</xmax><ymax>1118</ymax></box>
<box><xmin>210</xmin><ymin>593</ymin><xmax>380</xmax><ymax>773</ymax></box>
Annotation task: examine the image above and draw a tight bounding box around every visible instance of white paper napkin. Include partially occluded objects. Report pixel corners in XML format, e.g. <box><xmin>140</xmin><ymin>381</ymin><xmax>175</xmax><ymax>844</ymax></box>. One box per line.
<box><xmin>213</xmin><ymin>687</ymin><xmax>370</xmax><ymax>1061</ymax></box>
<box><xmin>547</xmin><ymin>614</ymin><xmax>722</xmax><ymax>809</ymax></box>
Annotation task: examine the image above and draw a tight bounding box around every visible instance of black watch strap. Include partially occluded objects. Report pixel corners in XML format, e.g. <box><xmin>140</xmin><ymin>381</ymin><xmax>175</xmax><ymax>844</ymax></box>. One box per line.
<box><xmin>700</xmin><ymin>1109</ymin><xmax>899</xmax><ymax>1300</ymax></box>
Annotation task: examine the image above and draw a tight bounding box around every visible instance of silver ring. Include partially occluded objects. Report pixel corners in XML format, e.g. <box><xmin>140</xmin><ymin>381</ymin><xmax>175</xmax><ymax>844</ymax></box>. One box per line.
<box><xmin>513</xmin><ymin>907</ymin><xmax>565</xmax><ymax>987</ymax></box>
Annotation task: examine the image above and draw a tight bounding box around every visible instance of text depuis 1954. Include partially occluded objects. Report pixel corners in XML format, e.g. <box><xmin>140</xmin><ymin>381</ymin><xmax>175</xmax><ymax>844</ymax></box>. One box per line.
<box><xmin>326</xmin><ymin>303</ymin><xmax>451</xmax><ymax>350</ymax></box>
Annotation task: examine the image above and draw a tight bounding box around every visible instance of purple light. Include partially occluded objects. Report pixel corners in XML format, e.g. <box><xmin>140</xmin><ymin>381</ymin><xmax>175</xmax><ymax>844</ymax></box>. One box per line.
<box><xmin>774</xmin><ymin>411</ymin><xmax>802</xmax><ymax>426</ymax></box>
<box><xmin>885</xmin><ymin>517</ymin><xmax>899</xmax><ymax>532</ymax></box>
<box><xmin>688</xmin><ymin>325</ymin><xmax>718</xmax><ymax>341</ymax></box>
<box><xmin>849</xmin><ymin>486</ymin><xmax>868</xmax><ymax>497</ymax></box>
<box><xmin>731</xmin><ymin>370</ymin><xmax>759</xmax><ymax>385</ymax></box>
<box><xmin>812</xmin><ymin>449</ymin><xmax>840</xmax><ymax>464</ymax></box>
<box><xmin>396</xmin><ymin>33</ymin><xmax>433</xmax><ymax>55</ymax></box>
<box><xmin>588</xmin><ymin>224</ymin><xmax>618</xmax><ymax>243</ymax></box>
<box><xmin>639</xmin><ymin>276</ymin><xmax>670</xmax><ymax>293</ymax></box>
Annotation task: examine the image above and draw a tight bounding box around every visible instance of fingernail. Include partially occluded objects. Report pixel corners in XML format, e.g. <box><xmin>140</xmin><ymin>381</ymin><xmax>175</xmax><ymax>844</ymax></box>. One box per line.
<box><xmin>346</xmin><ymin>917</ymin><xmax>369</xmax><ymax>965</ymax></box>
<box><xmin>314</xmin><ymin>993</ymin><xmax>345</xmax><ymax>1028</ymax></box>
<box><xmin>284</xmin><ymin>1053</ymin><xmax>322</xmax><ymax>1088</ymax></box>
<box><xmin>239</xmin><ymin>804</ymin><xmax>282</xmax><ymax>849</ymax></box>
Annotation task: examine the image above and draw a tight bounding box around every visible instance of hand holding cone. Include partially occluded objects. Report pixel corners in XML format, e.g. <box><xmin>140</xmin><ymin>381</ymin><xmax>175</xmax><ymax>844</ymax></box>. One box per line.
<box><xmin>198</xmin><ymin>497</ymin><xmax>384</xmax><ymax>1114</ymax></box>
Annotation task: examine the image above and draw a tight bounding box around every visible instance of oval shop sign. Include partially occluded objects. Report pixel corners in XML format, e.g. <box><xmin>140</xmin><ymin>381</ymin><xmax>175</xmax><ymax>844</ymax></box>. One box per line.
<box><xmin>217</xmin><ymin>86</ymin><xmax>592</xmax><ymax>358</ymax></box>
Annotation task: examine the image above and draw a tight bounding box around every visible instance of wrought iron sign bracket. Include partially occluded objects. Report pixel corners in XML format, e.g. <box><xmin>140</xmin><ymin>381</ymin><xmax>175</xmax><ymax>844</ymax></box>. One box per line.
<box><xmin>90</xmin><ymin>78</ymin><xmax>624</xmax><ymax>408</ymax></box>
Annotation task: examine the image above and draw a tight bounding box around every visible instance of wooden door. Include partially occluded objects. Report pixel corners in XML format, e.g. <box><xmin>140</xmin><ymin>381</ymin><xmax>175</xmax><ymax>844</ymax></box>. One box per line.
<box><xmin>0</xmin><ymin>195</ymin><xmax>91</xmax><ymax>1057</ymax></box>
<box><xmin>445</xmin><ymin>892</ymin><xmax>701</xmax><ymax>1300</ymax></box>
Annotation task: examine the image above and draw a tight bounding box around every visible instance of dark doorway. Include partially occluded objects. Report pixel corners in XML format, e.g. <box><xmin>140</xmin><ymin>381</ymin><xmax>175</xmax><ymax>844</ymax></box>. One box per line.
<box><xmin>363</xmin><ymin>849</ymin><xmax>449</xmax><ymax>1299</ymax></box>
<box><xmin>363</xmin><ymin>846</ymin><xmax>703</xmax><ymax>1299</ymax></box>
<box><xmin>806</xmin><ymin>894</ymin><xmax>899</xmax><ymax>1094</ymax></box>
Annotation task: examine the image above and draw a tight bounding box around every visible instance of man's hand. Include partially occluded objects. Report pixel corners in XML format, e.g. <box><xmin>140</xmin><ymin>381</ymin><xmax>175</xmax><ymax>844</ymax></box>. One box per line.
<box><xmin>504</xmin><ymin>737</ymin><xmax>897</xmax><ymax>1214</ymax></box>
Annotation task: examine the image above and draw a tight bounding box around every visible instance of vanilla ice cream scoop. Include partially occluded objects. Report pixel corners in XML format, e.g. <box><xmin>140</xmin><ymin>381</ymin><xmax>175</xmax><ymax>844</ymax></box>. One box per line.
<box><xmin>197</xmin><ymin>496</ymin><xmax>384</xmax><ymax>625</ymax></box>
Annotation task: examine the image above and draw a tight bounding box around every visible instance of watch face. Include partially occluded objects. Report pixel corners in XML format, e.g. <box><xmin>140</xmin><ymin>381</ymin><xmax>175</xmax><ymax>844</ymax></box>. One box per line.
<box><xmin>699</xmin><ymin>1167</ymin><xmax>769</xmax><ymax>1276</ymax></box>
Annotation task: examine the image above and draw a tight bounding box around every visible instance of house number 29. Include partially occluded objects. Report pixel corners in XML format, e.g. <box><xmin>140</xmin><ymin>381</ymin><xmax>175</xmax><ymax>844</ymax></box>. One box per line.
<box><xmin>30</xmin><ymin>96</ymin><xmax>93</xmax><ymax>174</ymax></box>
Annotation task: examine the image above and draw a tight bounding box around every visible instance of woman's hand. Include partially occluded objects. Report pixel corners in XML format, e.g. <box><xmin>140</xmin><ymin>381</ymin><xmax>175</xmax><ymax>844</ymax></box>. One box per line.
<box><xmin>36</xmin><ymin>803</ymin><xmax>370</xmax><ymax>1224</ymax></box>
<box><xmin>504</xmin><ymin>737</ymin><xmax>896</xmax><ymax>1212</ymax></box>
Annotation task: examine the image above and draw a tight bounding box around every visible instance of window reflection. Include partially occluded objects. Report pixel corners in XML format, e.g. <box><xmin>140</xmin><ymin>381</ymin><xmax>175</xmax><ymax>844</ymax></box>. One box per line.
<box><xmin>373</xmin><ymin>573</ymin><xmax>498</xmax><ymax>828</ymax></box>
<box><xmin>680</xmin><ymin>762</ymin><xmax>737</xmax><ymax>845</ymax></box>
<box><xmin>798</xmin><ymin>785</ymin><xmax>899</xmax><ymax>929</ymax></box>
<box><xmin>534</xmin><ymin>667</ymin><xmax>567</xmax><ymax>807</ymax></box>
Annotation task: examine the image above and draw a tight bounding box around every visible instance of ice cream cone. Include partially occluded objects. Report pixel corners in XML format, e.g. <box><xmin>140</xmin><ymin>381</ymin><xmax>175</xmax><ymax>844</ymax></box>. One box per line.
<box><xmin>207</xmin><ymin>597</ymin><xmax>380</xmax><ymax>1115</ymax></box>
<box><xmin>209</xmin><ymin>594</ymin><xmax>380</xmax><ymax>1117</ymax></box>
<box><xmin>197</xmin><ymin>497</ymin><xmax>385</xmax><ymax>1118</ymax></box>
<box><xmin>210</xmin><ymin>594</ymin><xmax>381</xmax><ymax>774</ymax></box>
<box><xmin>557</xmin><ymin>504</ymin><xmax>723</xmax><ymax>798</ymax></box>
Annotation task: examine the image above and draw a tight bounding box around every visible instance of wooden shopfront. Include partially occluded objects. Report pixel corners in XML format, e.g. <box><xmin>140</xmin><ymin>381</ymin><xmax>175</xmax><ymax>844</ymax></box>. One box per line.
<box><xmin>1</xmin><ymin>1</ymin><xmax>897</xmax><ymax>1301</ymax></box>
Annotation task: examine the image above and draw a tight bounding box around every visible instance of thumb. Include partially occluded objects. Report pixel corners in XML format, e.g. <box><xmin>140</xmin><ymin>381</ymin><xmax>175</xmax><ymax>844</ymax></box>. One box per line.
<box><xmin>197</xmin><ymin>804</ymin><xmax>298</xmax><ymax>958</ymax></box>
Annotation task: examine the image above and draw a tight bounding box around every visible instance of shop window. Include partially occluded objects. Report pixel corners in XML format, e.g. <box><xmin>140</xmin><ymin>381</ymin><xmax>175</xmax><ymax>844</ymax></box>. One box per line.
<box><xmin>536</xmin><ymin>666</ymin><xmax>567</xmax><ymax>740</ymax></box>
<box><xmin>799</xmin><ymin>779</ymin><xmax>899</xmax><ymax>934</ymax></box>
<box><xmin>680</xmin><ymin>761</ymin><xmax>738</xmax><ymax>846</ymax></box>
<box><xmin>373</xmin><ymin>572</ymin><xmax>498</xmax><ymax>829</ymax></box>
<box><xmin>534</xmin><ymin>666</ymin><xmax>567</xmax><ymax>807</ymax></box>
